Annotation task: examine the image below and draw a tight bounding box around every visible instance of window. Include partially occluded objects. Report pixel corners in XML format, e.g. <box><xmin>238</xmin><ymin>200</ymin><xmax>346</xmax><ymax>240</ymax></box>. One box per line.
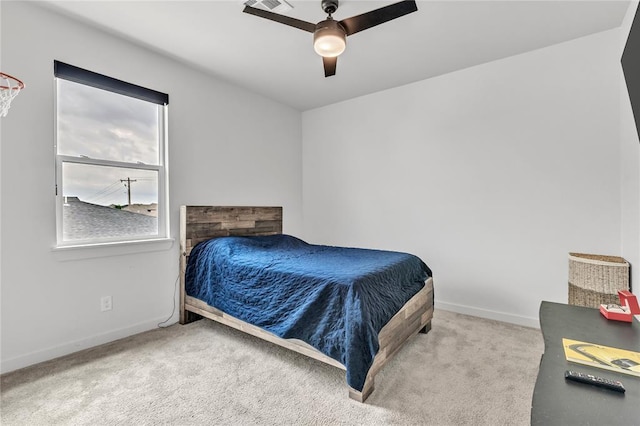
<box><xmin>54</xmin><ymin>61</ymin><xmax>169</xmax><ymax>247</ymax></box>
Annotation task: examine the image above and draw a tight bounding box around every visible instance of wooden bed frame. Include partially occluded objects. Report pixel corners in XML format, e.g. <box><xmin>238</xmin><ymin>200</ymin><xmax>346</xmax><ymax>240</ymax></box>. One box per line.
<box><xmin>179</xmin><ymin>206</ymin><xmax>434</xmax><ymax>402</ymax></box>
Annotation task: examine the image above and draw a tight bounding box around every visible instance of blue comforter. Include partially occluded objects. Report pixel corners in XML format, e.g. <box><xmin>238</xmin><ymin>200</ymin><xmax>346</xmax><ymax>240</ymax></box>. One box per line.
<box><xmin>185</xmin><ymin>234</ymin><xmax>431</xmax><ymax>391</ymax></box>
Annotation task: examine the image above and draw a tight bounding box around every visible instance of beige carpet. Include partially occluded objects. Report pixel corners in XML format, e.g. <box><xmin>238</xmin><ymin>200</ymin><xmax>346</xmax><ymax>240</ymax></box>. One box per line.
<box><xmin>1</xmin><ymin>310</ymin><xmax>543</xmax><ymax>425</ymax></box>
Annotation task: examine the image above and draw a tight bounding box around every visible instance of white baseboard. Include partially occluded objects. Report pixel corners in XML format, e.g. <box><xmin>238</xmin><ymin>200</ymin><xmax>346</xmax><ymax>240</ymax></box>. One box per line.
<box><xmin>435</xmin><ymin>300</ymin><xmax>540</xmax><ymax>329</ymax></box>
<box><xmin>1</xmin><ymin>315</ymin><xmax>178</xmax><ymax>375</ymax></box>
<box><xmin>2</xmin><ymin>303</ymin><xmax>538</xmax><ymax>375</ymax></box>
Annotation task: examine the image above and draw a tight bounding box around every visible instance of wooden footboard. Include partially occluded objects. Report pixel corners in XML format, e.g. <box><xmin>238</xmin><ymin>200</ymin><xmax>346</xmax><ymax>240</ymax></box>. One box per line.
<box><xmin>350</xmin><ymin>277</ymin><xmax>433</xmax><ymax>402</ymax></box>
<box><xmin>184</xmin><ymin>276</ymin><xmax>433</xmax><ymax>402</ymax></box>
<box><xmin>179</xmin><ymin>205</ymin><xmax>434</xmax><ymax>402</ymax></box>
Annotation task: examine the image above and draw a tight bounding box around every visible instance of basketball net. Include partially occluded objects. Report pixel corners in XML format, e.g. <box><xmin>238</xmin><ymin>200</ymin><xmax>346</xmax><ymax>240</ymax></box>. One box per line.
<box><xmin>0</xmin><ymin>72</ymin><xmax>25</xmax><ymax>118</ymax></box>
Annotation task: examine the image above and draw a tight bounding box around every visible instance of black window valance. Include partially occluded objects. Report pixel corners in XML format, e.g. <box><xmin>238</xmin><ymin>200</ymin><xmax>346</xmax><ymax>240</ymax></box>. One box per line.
<box><xmin>54</xmin><ymin>60</ymin><xmax>168</xmax><ymax>105</ymax></box>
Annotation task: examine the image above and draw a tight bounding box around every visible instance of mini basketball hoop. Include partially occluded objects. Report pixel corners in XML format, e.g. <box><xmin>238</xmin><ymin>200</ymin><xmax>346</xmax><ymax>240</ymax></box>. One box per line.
<box><xmin>0</xmin><ymin>72</ymin><xmax>25</xmax><ymax>118</ymax></box>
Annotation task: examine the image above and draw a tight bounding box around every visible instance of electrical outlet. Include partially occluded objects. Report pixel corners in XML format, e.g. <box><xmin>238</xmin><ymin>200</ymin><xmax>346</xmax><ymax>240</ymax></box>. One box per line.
<box><xmin>100</xmin><ymin>296</ymin><xmax>112</xmax><ymax>312</ymax></box>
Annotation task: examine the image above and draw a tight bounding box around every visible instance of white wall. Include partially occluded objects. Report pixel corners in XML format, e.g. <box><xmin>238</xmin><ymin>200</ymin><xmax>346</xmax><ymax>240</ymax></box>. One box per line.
<box><xmin>0</xmin><ymin>1</ymin><xmax>302</xmax><ymax>373</ymax></box>
<box><xmin>620</xmin><ymin>2</ymin><xmax>640</xmax><ymax>292</ymax></box>
<box><xmin>302</xmin><ymin>29</ymin><xmax>628</xmax><ymax>328</ymax></box>
<box><xmin>2</xmin><ymin>0</ymin><xmax>637</xmax><ymax>373</ymax></box>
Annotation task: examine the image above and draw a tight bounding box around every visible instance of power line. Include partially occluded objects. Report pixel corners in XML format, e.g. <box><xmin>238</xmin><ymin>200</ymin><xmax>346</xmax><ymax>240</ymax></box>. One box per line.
<box><xmin>89</xmin><ymin>186</ymin><xmax>126</xmax><ymax>204</ymax></box>
<box><xmin>77</xmin><ymin>176</ymin><xmax>154</xmax><ymax>206</ymax></box>
<box><xmin>84</xmin><ymin>180</ymin><xmax>121</xmax><ymax>202</ymax></box>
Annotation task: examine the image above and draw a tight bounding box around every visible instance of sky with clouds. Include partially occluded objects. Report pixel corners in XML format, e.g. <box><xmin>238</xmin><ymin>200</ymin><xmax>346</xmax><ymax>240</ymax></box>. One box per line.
<box><xmin>57</xmin><ymin>79</ymin><xmax>161</xmax><ymax>206</ymax></box>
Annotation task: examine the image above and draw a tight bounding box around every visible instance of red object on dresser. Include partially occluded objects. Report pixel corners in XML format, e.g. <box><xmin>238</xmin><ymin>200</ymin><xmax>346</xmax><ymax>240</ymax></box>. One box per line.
<box><xmin>600</xmin><ymin>290</ymin><xmax>640</xmax><ymax>322</ymax></box>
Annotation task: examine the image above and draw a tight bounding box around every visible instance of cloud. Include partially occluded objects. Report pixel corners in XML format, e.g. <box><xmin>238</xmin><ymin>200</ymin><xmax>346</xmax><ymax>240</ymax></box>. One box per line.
<box><xmin>57</xmin><ymin>79</ymin><xmax>161</xmax><ymax>206</ymax></box>
<box><xmin>63</xmin><ymin>163</ymin><xmax>158</xmax><ymax>206</ymax></box>
<box><xmin>57</xmin><ymin>79</ymin><xmax>159</xmax><ymax>164</ymax></box>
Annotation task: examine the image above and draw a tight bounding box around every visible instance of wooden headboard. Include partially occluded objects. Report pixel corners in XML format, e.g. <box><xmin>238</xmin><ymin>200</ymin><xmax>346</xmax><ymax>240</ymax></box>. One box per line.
<box><xmin>180</xmin><ymin>206</ymin><xmax>283</xmax><ymax>257</ymax></box>
<box><xmin>179</xmin><ymin>206</ymin><xmax>283</xmax><ymax>323</ymax></box>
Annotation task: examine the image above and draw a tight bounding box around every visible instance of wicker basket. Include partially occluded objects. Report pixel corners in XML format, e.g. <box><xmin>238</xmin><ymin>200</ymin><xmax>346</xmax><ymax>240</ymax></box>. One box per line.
<box><xmin>568</xmin><ymin>253</ymin><xmax>630</xmax><ymax>308</ymax></box>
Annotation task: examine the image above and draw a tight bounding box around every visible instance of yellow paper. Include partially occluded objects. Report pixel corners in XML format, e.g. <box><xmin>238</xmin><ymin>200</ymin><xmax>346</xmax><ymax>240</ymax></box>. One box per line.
<box><xmin>563</xmin><ymin>338</ymin><xmax>640</xmax><ymax>377</ymax></box>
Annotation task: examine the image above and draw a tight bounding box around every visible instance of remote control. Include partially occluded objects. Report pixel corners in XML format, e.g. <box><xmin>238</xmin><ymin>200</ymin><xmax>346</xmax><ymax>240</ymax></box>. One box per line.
<box><xmin>564</xmin><ymin>370</ymin><xmax>625</xmax><ymax>393</ymax></box>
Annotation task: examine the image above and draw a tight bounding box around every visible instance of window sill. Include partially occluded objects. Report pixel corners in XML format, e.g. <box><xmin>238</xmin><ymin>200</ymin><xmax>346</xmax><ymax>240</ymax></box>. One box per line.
<box><xmin>52</xmin><ymin>237</ymin><xmax>175</xmax><ymax>261</ymax></box>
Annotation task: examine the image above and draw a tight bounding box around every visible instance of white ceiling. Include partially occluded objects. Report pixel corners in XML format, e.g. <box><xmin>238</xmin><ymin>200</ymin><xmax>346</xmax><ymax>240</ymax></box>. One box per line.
<box><xmin>38</xmin><ymin>0</ymin><xmax>631</xmax><ymax>111</ymax></box>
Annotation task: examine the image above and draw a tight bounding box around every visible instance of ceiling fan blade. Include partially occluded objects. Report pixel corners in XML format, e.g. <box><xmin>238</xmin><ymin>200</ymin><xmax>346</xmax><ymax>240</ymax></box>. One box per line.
<box><xmin>323</xmin><ymin>56</ymin><xmax>337</xmax><ymax>77</ymax></box>
<box><xmin>339</xmin><ymin>0</ymin><xmax>418</xmax><ymax>36</ymax></box>
<box><xmin>243</xmin><ymin>6</ymin><xmax>316</xmax><ymax>33</ymax></box>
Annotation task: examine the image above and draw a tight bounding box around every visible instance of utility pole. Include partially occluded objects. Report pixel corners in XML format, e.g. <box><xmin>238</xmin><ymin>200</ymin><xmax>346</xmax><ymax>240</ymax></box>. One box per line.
<box><xmin>120</xmin><ymin>177</ymin><xmax>137</xmax><ymax>206</ymax></box>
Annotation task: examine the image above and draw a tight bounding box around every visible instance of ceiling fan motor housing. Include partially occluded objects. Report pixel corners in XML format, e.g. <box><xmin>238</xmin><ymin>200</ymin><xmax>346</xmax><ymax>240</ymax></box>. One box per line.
<box><xmin>321</xmin><ymin>0</ymin><xmax>339</xmax><ymax>15</ymax></box>
<box><xmin>313</xmin><ymin>18</ymin><xmax>347</xmax><ymax>57</ymax></box>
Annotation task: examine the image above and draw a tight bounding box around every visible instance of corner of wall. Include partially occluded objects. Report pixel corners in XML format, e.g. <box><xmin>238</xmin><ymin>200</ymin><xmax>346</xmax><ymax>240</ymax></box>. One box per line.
<box><xmin>620</xmin><ymin>1</ymin><xmax>640</xmax><ymax>291</ymax></box>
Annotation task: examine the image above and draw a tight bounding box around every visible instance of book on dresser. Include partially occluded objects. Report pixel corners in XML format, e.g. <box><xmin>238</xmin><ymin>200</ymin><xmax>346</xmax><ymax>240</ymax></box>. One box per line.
<box><xmin>562</xmin><ymin>338</ymin><xmax>640</xmax><ymax>377</ymax></box>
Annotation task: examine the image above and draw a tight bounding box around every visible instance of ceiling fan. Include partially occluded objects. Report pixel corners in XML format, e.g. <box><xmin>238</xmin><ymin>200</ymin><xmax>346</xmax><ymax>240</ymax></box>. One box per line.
<box><xmin>243</xmin><ymin>0</ymin><xmax>418</xmax><ymax>77</ymax></box>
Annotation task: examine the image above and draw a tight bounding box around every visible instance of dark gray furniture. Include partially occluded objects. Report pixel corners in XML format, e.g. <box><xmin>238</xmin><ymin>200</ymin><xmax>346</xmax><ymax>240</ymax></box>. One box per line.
<box><xmin>531</xmin><ymin>301</ymin><xmax>639</xmax><ymax>425</ymax></box>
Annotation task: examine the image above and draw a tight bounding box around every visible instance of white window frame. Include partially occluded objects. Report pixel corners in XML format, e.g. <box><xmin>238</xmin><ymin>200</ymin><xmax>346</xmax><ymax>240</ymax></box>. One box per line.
<box><xmin>54</xmin><ymin>61</ymin><xmax>170</xmax><ymax>248</ymax></box>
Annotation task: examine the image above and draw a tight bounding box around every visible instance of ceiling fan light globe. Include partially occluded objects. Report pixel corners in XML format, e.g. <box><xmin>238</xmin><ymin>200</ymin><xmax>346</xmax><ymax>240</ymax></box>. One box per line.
<box><xmin>313</xmin><ymin>19</ymin><xmax>346</xmax><ymax>57</ymax></box>
<box><xmin>314</xmin><ymin>34</ymin><xmax>346</xmax><ymax>57</ymax></box>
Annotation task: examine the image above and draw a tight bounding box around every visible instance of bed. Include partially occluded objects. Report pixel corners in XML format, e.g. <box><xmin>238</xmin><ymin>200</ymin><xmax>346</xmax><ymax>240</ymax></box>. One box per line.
<box><xmin>179</xmin><ymin>206</ymin><xmax>434</xmax><ymax>402</ymax></box>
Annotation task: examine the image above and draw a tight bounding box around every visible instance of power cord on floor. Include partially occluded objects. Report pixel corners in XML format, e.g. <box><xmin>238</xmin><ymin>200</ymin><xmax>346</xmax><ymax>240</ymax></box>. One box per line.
<box><xmin>157</xmin><ymin>260</ymin><xmax>180</xmax><ymax>328</ymax></box>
